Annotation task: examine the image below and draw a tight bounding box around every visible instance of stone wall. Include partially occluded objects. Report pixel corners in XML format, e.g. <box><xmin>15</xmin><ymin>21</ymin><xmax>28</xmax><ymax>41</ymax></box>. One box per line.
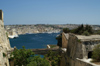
<box><xmin>62</xmin><ymin>32</ymin><xmax>68</xmax><ymax>48</ymax></box>
<box><xmin>0</xmin><ymin>10</ymin><xmax>11</xmax><ymax>66</ymax></box>
<box><xmin>82</xmin><ymin>40</ymin><xmax>100</xmax><ymax>59</ymax></box>
<box><xmin>61</xmin><ymin>33</ymin><xmax>100</xmax><ymax>66</ymax></box>
<box><xmin>66</xmin><ymin>33</ymin><xmax>83</xmax><ymax>59</ymax></box>
<box><xmin>66</xmin><ymin>57</ymin><xmax>93</xmax><ymax>66</ymax></box>
<box><xmin>60</xmin><ymin>53</ymin><xmax>94</xmax><ymax>66</ymax></box>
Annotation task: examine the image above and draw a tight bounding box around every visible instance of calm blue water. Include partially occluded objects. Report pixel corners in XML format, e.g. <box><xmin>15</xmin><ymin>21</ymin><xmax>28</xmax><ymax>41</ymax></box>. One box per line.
<box><xmin>9</xmin><ymin>33</ymin><xmax>59</xmax><ymax>49</ymax></box>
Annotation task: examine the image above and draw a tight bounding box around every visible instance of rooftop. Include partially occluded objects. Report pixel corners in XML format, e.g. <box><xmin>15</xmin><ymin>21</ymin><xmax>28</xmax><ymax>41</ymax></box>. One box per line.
<box><xmin>63</xmin><ymin>32</ymin><xmax>100</xmax><ymax>41</ymax></box>
<box><xmin>76</xmin><ymin>35</ymin><xmax>100</xmax><ymax>41</ymax></box>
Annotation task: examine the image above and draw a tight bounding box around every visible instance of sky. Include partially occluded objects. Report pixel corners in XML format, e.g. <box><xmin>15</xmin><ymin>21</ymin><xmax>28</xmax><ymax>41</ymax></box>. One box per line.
<box><xmin>0</xmin><ymin>0</ymin><xmax>100</xmax><ymax>25</ymax></box>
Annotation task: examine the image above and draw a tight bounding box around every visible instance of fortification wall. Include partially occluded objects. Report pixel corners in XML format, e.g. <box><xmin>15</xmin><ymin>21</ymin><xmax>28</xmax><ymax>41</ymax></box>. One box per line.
<box><xmin>67</xmin><ymin>58</ymin><xmax>93</xmax><ymax>66</ymax></box>
<box><xmin>61</xmin><ymin>33</ymin><xmax>100</xmax><ymax>66</ymax></box>
<box><xmin>82</xmin><ymin>40</ymin><xmax>100</xmax><ymax>59</ymax></box>
<box><xmin>62</xmin><ymin>32</ymin><xmax>68</xmax><ymax>48</ymax></box>
<box><xmin>0</xmin><ymin>10</ymin><xmax>11</xmax><ymax>66</ymax></box>
<box><xmin>83</xmin><ymin>40</ymin><xmax>100</xmax><ymax>51</ymax></box>
<box><xmin>66</xmin><ymin>33</ymin><xmax>83</xmax><ymax>59</ymax></box>
<box><xmin>60</xmin><ymin>53</ymin><xmax>94</xmax><ymax>66</ymax></box>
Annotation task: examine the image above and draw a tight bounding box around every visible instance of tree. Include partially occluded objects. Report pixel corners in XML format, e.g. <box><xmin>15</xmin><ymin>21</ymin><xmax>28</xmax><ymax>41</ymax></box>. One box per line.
<box><xmin>82</xmin><ymin>30</ymin><xmax>90</xmax><ymax>36</ymax></box>
<box><xmin>75</xmin><ymin>24</ymin><xmax>85</xmax><ymax>34</ymax></box>
<box><xmin>62</xmin><ymin>24</ymin><xmax>93</xmax><ymax>35</ymax></box>
<box><xmin>45</xmin><ymin>51</ymin><xmax>61</xmax><ymax>66</ymax></box>
<box><xmin>27</xmin><ymin>56</ymin><xmax>50</xmax><ymax>66</ymax></box>
<box><xmin>10</xmin><ymin>46</ymin><xmax>34</xmax><ymax>66</ymax></box>
<box><xmin>63</xmin><ymin>28</ymin><xmax>70</xmax><ymax>33</ymax></box>
<box><xmin>56</xmin><ymin>34</ymin><xmax>62</xmax><ymax>47</ymax></box>
<box><xmin>92</xmin><ymin>44</ymin><xmax>100</xmax><ymax>61</ymax></box>
<box><xmin>10</xmin><ymin>46</ymin><xmax>50</xmax><ymax>66</ymax></box>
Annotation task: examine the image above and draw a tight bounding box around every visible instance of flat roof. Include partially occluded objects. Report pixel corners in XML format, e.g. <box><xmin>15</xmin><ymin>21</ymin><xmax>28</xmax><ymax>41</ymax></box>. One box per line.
<box><xmin>76</xmin><ymin>35</ymin><xmax>100</xmax><ymax>41</ymax></box>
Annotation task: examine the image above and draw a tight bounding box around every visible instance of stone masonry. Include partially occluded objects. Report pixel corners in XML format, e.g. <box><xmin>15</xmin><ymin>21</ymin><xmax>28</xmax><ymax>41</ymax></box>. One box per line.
<box><xmin>0</xmin><ymin>10</ymin><xmax>11</xmax><ymax>66</ymax></box>
<box><xmin>60</xmin><ymin>32</ymin><xmax>100</xmax><ymax>66</ymax></box>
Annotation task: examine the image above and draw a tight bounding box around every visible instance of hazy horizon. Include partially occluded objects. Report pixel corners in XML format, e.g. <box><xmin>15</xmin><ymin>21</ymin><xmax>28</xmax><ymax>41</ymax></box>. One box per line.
<box><xmin>0</xmin><ymin>0</ymin><xmax>100</xmax><ymax>25</ymax></box>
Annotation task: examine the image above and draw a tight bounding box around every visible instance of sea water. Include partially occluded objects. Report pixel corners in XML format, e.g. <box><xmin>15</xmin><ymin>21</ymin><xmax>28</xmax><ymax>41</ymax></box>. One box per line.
<box><xmin>9</xmin><ymin>33</ymin><xmax>59</xmax><ymax>57</ymax></box>
<box><xmin>9</xmin><ymin>33</ymin><xmax>59</xmax><ymax>49</ymax></box>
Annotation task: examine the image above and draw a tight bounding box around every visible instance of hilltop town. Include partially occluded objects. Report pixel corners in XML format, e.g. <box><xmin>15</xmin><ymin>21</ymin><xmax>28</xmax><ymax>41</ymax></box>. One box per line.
<box><xmin>4</xmin><ymin>24</ymin><xmax>100</xmax><ymax>38</ymax></box>
<box><xmin>4</xmin><ymin>24</ymin><xmax>79</xmax><ymax>34</ymax></box>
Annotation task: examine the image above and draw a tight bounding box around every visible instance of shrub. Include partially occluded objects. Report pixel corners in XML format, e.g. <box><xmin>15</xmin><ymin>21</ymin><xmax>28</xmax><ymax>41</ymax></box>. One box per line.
<box><xmin>49</xmin><ymin>45</ymin><xmax>57</xmax><ymax>48</ymax></box>
<box><xmin>3</xmin><ymin>53</ymin><xmax>6</xmax><ymax>57</ymax></box>
<box><xmin>63</xmin><ymin>28</ymin><xmax>70</xmax><ymax>33</ymax></box>
<box><xmin>27</xmin><ymin>56</ymin><xmax>50</xmax><ymax>66</ymax></box>
<box><xmin>62</xmin><ymin>24</ymin><xmax>93</xmax><ymax>35</ymax></box>
<box><xmin>92</xmin><ymin>44</ymin><xmax>100</xmax><ymax>61</ymax></box>
<box><xmin>10</xmin><ymin>46</ymin><xmax>50</xmax><ymax>66</ymax></box>
<box><xmin>77</xmin><ymin>39</ymin><xmax>81</xmax><ymax>43</ymax></box>
<box><xmin>95</xmin><ymin>30</ymin><xmax>100</xmax><ymax>34</ymax></box>
<box><xmin>82</xmin><ymin>31</ymin><xmax>90</xmax><ymax>36</ymax></box>
<box><xmin>6</xmin><ymin>32</ymin><xmax>9</xmax><ymax>39</ymax></box>
<box><xmin>56</xmin><ymin>34</ymin><xmax>62</xmax><ymax>47</ymax></box>
<box><xmin>45</xmin><ymin>51</ymin><xmax>61</xmax><ymax>66</ymax></box>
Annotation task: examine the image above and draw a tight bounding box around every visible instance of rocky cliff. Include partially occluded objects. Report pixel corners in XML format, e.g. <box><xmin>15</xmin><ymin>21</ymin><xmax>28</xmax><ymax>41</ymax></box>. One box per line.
<box><xmin>0</xmin><ymin>10</ymin><xmax>11</xmax><ymax>66</ymax></box>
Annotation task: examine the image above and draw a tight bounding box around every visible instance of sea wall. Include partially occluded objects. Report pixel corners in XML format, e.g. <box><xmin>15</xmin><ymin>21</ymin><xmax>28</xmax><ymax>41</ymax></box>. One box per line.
<box><xmin>0</xmin><ymin>10</ymin><xmax>11</xmax><ymax>66</ymax></box>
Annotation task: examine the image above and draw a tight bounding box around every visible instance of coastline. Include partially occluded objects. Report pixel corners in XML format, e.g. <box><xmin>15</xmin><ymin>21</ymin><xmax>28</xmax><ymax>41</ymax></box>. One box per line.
<box><xmin>8</xmin><ymin>31</ymin><xmax>60</xmax><ymax>39</ymax></box>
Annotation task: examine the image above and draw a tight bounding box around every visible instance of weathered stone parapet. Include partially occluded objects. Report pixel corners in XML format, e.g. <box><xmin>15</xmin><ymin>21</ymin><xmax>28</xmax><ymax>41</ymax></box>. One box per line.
<box><xmin>62</xmin><ymin>32</ymin><xmax>69</xmax><ymax>48</ymax></box>
<box><xmin>76</xmin><ymin>35</ymin><xmax>100</xmax><ymax>41</ymax></box>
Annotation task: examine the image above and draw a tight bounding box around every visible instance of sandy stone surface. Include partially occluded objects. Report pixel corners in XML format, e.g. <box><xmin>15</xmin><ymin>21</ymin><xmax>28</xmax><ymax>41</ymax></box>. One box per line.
<box><xmin>76</xmin><ymin>35</ymin><xmax>100</xmax><ymax>41</ymax></box>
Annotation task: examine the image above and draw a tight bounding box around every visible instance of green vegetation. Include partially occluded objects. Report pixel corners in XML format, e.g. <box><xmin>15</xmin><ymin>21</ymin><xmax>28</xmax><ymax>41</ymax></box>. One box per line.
<box><xmin>63</xmin><ymin>28</ymin><xmax>70</xmax><ymax>33</ymax></box>
<box><xmin>10</xmin><ymin>46</ymin><xmax>50</xmax><ymax>66</ymax></box>
<box><xmin>45</xmin><ymin>51</ymin><xmax>61</xmax><ymax>66</ymax></box>
<box><xmin>56</xmin><ymin>34</ymin><xmax>62</xmax><ymax>47</ymax></box>
<box><xmin>82</xmin><ymin>30</ymin><xmax>90</xmax><ymax>36</ymax></box>
<box><xmin>94</xmin><ymin>30</ymin><xmax>100</xmax><ymax>35</ymax></box>
<box><xmin>3</xmin><ymin>53</ymin><xmax>6</xmax><ymax>57</ymax></box>
<box><xmin>56</xmin><ymin>24</ymin><xmax>93</xmax><ymax>47</ymax></box>
<box><xmin>1</xmin><ymin>25</ymin><xmax>3</xmax><ymax>27</ymax></box>
<box><xmin>27</xmin><ymin>56</ymin><xmax>50</xmax><ymax>66</ymax></box>
<box><xmin>92</xmin><ymin>44</ymin><xmax>100</xmax><ymax>62</ymax></box>
<box><xmin>63</xmin><ymin>24</ymin><xmax>93</xmax><ymax>36</ymax></box>
<box><xmin>6</xmin><ymin>32</ymin><xmax>9</xmax><ymax>39</ymax></box>
<box><xmin>49</xmin><ymin>45</ymin><xmax>57</xmax><ymax>48</ymax></box>
<box><xmin>77</xmin><ymin>39</ymin><xmax>81</xmax><ymax>43</ymax></box>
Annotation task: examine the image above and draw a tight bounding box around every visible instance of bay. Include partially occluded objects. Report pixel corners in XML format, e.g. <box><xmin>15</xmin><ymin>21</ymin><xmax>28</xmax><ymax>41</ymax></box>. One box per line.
<box><xmin>9</xmin><ymin>33</ymin><xmax>59</xmax><ymax>49</ymax></box>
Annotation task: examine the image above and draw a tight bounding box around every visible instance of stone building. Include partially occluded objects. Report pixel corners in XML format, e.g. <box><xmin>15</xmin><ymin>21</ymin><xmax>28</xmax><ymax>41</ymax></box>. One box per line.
<box><xmin>60</xmin><ymin>32</ymin><xmax>100</xmax><ymax>66</ymax></box>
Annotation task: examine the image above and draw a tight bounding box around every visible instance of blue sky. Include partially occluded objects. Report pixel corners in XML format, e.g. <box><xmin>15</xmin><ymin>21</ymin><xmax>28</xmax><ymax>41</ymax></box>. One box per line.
<box><xmin>0</xmin><ymin>0</ymin><xmax>100</xmax><ymax>25</ymax></box>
